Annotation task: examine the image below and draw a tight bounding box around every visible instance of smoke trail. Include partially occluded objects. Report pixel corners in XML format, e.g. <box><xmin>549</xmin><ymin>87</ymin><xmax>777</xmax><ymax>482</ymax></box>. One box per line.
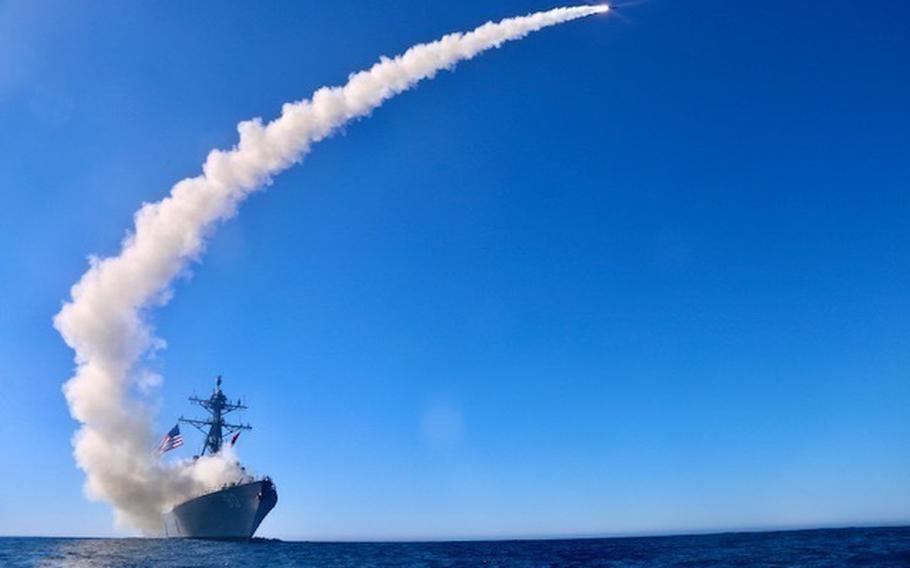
<box><xmin>53</xmin><ymin>4</ymin><xmax>608</xmax><ymax>533</ymax></box>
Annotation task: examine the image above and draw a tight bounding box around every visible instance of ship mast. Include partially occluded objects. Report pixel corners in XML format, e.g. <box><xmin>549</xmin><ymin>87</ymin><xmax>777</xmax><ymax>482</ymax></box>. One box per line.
<box><xmin>179</xmin><ymin>376</ymin><xmax>251</xmax><ymax>456</ymax></box>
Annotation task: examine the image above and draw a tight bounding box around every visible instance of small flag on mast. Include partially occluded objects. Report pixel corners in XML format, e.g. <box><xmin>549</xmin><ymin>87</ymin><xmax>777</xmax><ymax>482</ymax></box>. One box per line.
<box><xmin>230</xmin><ymin>431</ymin><xmax>241</xmax><ymax>447</ymax></box>
<box><xmin>156</xmin><ymin>424</ymin><xmax>184</xmax><ymax>454</ymax></box>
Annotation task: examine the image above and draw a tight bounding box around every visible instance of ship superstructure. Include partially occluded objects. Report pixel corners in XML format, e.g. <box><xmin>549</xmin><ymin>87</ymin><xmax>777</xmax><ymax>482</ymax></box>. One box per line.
<box><xmin>180</xmin><ymin>376</ymin><xmax>251</xmax><ymax>456</ymax></box>
<box><xmin>163</xmin><ymin>376</ymin><xmax>277</xmax><ymax>539</ymax></box>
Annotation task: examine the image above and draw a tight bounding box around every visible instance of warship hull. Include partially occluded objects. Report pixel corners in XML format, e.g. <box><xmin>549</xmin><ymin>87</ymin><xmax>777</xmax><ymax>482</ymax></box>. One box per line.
<box><xmin>164</xmin><ymin>479</ymin><xmax>277</xmax><ymax>539</ymax></box>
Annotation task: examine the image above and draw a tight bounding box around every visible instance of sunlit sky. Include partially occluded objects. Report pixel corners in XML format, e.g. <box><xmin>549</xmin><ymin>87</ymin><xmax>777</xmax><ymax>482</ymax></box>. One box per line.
<box><xmin>0</xmin><ymin>0</ymin><xmax>908</xmax><ymax>539</ymax></box>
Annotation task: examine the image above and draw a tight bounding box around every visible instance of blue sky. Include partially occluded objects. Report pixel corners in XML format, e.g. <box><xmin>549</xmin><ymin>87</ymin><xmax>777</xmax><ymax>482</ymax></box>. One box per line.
<box><xmin>0</xmin><ymin>0</ymin><xmax>908</xmax><ymax>540</ymax></box>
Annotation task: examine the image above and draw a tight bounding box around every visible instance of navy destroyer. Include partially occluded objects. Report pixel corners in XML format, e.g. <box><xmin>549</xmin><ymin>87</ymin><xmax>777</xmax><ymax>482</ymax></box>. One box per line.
<box><xmin>163</xmin><ymin>376</ymin><xmax>277</xmax><ymax>539</ymax></box>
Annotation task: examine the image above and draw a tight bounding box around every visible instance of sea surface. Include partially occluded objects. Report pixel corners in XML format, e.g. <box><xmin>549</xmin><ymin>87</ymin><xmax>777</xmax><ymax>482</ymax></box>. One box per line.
<box><xmin>1</xmin><ymin>526</ymin><xmax>908</xmax><ymax>567</ymax></box>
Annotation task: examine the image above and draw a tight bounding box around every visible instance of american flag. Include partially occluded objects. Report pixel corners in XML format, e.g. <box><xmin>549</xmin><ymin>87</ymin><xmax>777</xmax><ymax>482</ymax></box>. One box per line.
<box><xmin>156</xmin><ymin>424</ymin><xmax>184</xmax><ymax>454</ymax></box>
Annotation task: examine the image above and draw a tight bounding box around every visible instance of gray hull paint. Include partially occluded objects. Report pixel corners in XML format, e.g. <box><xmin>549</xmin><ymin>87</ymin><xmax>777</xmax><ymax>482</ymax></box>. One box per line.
<box><xmin>165</xmin><ymin>479</ymin><xmax>277</xmax><ymax>539</ymax></box>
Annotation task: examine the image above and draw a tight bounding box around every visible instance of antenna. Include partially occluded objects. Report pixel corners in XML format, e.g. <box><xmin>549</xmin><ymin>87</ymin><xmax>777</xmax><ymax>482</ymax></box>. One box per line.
<box><xmin>179</xmin><ymin>376</ymin><xmax>251</xmax><ymax>456</ymax></box>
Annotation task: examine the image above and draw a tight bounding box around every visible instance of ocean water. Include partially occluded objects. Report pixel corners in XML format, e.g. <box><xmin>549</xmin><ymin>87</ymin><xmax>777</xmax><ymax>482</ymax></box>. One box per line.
<box><xmin>1</xmin><ymin>527</ymin><xmax>908</xmax><ymax>567</ymax></box>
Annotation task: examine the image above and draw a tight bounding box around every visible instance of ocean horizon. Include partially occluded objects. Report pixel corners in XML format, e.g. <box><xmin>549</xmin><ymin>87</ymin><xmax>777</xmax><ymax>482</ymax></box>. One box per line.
<box><xmin>3</xmin><ymin>525</ymin><xmax>908</xmax><ymax>567</ymax></box>
<box><xmin>5</xmin><ymin>522</ymin><xmax>910</xmax><ymax>542</ymax></box>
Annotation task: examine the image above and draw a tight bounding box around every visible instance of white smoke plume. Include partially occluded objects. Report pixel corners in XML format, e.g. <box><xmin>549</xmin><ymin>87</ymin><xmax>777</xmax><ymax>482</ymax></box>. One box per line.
<box><xmin>53</xmin><ymin>5</ymin><xmax>608</xmax><ymax>534</ymax></box>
